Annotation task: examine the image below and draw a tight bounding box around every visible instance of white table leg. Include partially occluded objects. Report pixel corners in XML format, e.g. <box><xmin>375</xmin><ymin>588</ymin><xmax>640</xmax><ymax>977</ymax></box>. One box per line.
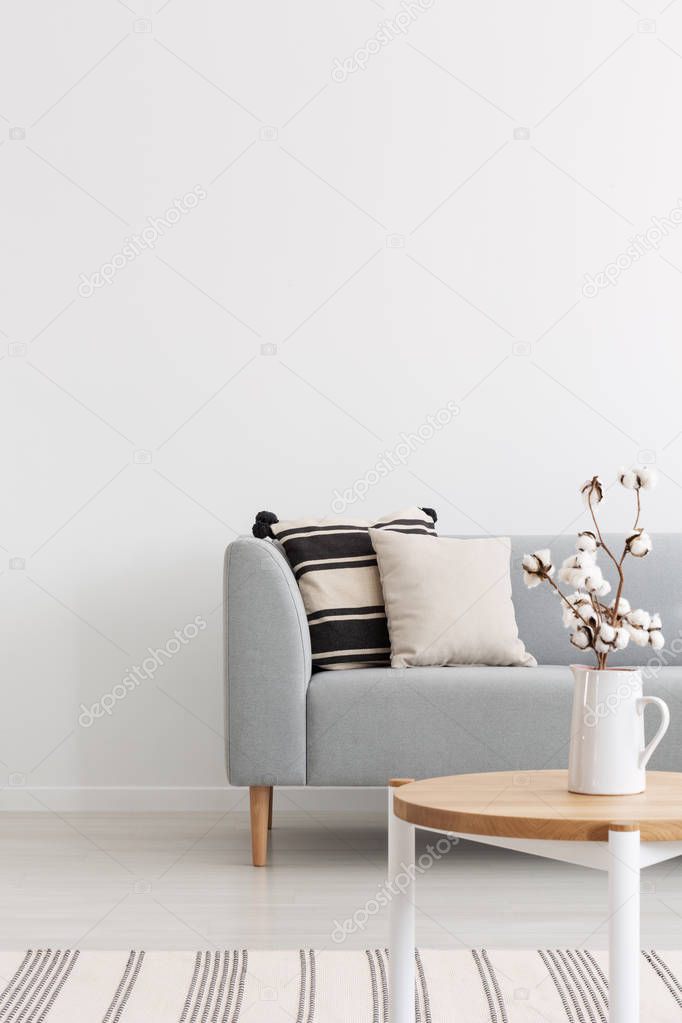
<box><xmin>388</xmin><ymin>788</ymin><xmax>415</xmax><ymax>1023</ymax></box>
<box><xmin>608</xmin><ymin>828</ymin><xmax>640</xmax><ymax>1023</ymax></box>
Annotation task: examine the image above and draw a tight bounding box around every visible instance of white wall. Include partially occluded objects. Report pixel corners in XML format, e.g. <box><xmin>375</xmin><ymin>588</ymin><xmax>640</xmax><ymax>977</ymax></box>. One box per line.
<box><xmin>3</xmin><ymin>0</ymin><xmax>682</xmax><ymax>810</ymax></box>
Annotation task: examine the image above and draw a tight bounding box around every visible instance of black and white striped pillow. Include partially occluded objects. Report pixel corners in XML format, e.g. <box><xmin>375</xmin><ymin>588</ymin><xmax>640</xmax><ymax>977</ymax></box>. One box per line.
<box><xmin>252</xmin><ymin>507</ymin><xmax>437</xmax><ymax>670</ymax></box>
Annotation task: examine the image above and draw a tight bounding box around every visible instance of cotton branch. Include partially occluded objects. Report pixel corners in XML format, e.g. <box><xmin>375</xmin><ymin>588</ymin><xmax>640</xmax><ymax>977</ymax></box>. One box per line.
<box><xmin>521</xmin><ymin>467</ymin><xmax>662</xmax><ymax>669</ymax></box>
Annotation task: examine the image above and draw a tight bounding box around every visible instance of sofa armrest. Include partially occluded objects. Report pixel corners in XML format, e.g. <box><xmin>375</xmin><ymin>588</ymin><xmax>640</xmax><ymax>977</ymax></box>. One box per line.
<box><xmin>224</xmin><ymin>536</ymin><xmax>311</xmax><ymax>786</ymax></box>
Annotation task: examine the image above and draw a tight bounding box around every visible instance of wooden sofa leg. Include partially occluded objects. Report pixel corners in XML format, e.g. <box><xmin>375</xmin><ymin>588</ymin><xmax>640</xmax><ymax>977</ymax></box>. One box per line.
<box><xmin>268</xmin><ymin>787</ymin><xmax>273</xmax><ymax>830</ymax></box>
<box><xmin>250</xmin><ymin>786</ymin><xmax>271</xmax><ymax>866</ymax></box>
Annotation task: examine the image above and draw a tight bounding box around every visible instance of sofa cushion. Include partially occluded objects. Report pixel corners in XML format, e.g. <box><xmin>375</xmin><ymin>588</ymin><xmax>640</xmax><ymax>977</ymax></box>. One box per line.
<box><xmin>256</xmin><ymin>507</ymin><xmax>437</xmax><ymax>670</ymax></box>
<box><xmin>306</xmin><ymin>665</ymin><xmax>682</xmax><ymax>785</ymax></box>
<box><xmin>369</xmin><ymin>530</ymin><xmax>535</xmax><ymax>668</ymax></box>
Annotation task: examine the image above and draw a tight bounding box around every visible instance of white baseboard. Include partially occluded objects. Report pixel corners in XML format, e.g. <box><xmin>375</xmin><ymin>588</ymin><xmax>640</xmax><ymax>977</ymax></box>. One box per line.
<box><xmin>0</xmin><ymin>786</ymin><xmax>387</xmax><ymax>813</ymax></box>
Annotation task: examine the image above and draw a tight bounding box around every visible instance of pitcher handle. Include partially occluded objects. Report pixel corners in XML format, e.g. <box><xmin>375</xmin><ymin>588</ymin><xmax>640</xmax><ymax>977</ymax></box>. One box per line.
<box><xmin>637</xmin><ymin>696</ymin><xmax>670</xmax><ymax>770</ymax></box>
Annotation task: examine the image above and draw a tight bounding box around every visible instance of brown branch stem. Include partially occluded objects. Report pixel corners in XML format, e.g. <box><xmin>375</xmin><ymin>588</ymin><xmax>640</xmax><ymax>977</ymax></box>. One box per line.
<box><xmin>587</xmin><ymin>491</ymin><xmax>624</xmax><ymax>628</ymax></box>
<box><xmin>612</xmin><ymin>487</ymin><xmax>641</xmax><ymax>618</ymax></box>
<box><xmin>543</xmin><ymin>574</ymin><xmax>599</xmax><ymax>666</ymax></box>
<box><xmin>633</xmin><ymin>489</ymin><xmax>641</xmax><ymax>533</ymax></box>
<box><xmin>587</xmin><ymin>492</ymin><xmax>622</xmax><ymax>578</ymax></box>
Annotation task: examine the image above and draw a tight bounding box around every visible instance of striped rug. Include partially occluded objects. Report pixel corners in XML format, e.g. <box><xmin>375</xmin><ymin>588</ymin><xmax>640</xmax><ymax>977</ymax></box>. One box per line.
<box><xmin>1</xmin><ymin>948</ymin><xmax>681</xmax><ymax>1021</ymax></box>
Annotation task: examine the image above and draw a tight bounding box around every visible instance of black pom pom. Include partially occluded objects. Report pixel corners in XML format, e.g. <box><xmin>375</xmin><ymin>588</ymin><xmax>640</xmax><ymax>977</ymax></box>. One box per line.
<box><xmin>252</xmin><ymin>510</ymin><xmax>279</xmax><ymax>539</ymax></box>
<box><xmin>420</xmin><ymin>507</ymin><xmax>438</xmax><ymax>524</ymax></box>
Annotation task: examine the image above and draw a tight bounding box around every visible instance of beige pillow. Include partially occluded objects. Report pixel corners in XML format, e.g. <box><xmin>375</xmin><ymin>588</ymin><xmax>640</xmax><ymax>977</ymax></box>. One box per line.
<box><xmin>368</xmin><ymin>530</ymin><xmax>536</xmax><ymax>668</ymax></box>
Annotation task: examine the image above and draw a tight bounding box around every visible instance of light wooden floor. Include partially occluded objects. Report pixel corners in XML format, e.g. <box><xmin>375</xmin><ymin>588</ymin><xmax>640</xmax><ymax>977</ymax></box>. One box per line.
<box><xmin>3</xmin><ymin>809</ymin><xmax>682</xmax><ymax>949</ymax></box>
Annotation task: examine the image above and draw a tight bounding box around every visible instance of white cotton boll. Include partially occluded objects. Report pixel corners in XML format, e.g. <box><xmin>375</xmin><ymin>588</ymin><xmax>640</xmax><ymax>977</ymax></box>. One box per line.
<box><xmin>560</xmin><ymin>554</ymin><xmax>592</xmax><ymax>587</ymax></box>
<box><xmin>628</xmin><ymin>608</ymin><xmax>651</xmax><ymax>629</ymax></box>
<box><xmin>593</xmin><ymin>579</ymin><xmax>611</xmax><ymax>597</ymax></box>
<box><xmin>562</xmin><ymin>606</ymin><xmax>577</xmax><ymax>628</ymax></box>
<box><xmin>615</xmin><ymin>628</ymin><xmax>630</xmax><ymax>650</ymax></box>
<box><xmin>626</xmin><ymin>529</ymin><xmax>652</xmax><ymax>558</ymax></box>
<box><xmin>648</xmin><ymin>612</ymin><xmax>664</xmax><ymax>650</ymax></box>
<box><xmin>570</xmin><ymin>628</ymin><xmax>592</xmax><ymax>650</ymax></box>
<box><xmin>562</xmin><ymin>594</ymin><xmax>592</xmax><ymax>629</ymax></box>
<box><xmin>576</xmin><ymin>531</ymin><xmax>598</xmax><ymax>556</ymax></box>
<box><xmin>611</xmin><ymin>597</ymin><xmax>631</xmax><ymax>616</ymax></box>
<box><xmin>576</xmin><ymin>601</ymin><xmax>598</xmax><ymax>629</ymax></box>
<box><xmin>619</xmin><ymin>468</ymin><xmax>638</xmax><ymax>490</ymax></box>
<box><xmin>599</xmin><ymin>623</ymin><xmax>616</xmax><ymax>643</ymax></box>
<box><xmin>580</xmin><ymin>476</ymin><xmax>604</xmax><ymax>505</ymax></box>
<box><xmin>558</xmin><ymin>561</ymin><xmax>574</xmax><ymax>584</ymax></box>
<box><xmin>637</xmin><ymin>466</ymin><xmax>658</xmax><ymax>490</ymax></box>
<box><xmin>585</xmin><ymin>607</ymin><xmax>600</xmax><ymax>628</ymax></box>
<box><xmin>522</xmin><ymin>553</ymin><xmax>544</xmax><ymax>588</ymax></box>
<box><xmin>593</xmin><ymin>622</ymin><xmax>617</xmax><ymax>654</ymax></box>
<box><xmin>522</xmin><ymin>550</ymin><xmax>554</xmax><ymax>587</ymax></box>
<box><xmin>619</xmin><ymin>465</ymin><xmax>658</xmax><ymax>490</ymax></box>
<box><xmin>583</xmin><ymin>565</ymin><xmax>605</xmax><ymax>593</ymax></box>
<box><xmin>560</xmin><ymin>567</ymin><xmax>587</xmax><ymax>587</ymax></box>
<box><xmin>627</xmin><ymin>625</ymin><xmax>650</xmax><ymax>647</ymax></box>
<box><xmin>522</xmin><ymin>554</ymin><xmax>540</xmax><ymax>588</ymax></box>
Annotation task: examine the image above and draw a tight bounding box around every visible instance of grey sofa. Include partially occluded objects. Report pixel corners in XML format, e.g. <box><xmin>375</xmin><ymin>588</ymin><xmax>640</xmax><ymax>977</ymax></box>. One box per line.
<box><xmin>224</xmin><ymin>533</ymin><xmax>682</xmax><ymax>864</ymax></box>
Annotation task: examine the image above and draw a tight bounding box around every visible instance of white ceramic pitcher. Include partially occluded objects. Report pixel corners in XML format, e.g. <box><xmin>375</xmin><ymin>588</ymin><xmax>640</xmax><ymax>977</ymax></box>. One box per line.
<box><xmin>568</xmin><ymin>665</ymin><xmax>670</xmax><ymax>795</ymax></box>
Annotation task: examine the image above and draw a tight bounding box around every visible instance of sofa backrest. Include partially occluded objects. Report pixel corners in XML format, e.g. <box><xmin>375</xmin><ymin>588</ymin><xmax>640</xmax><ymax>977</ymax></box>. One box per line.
<box><xmin>504</xmin><ymin>534</ymin><xmax>682</xmax><ymax>666</ymax></box>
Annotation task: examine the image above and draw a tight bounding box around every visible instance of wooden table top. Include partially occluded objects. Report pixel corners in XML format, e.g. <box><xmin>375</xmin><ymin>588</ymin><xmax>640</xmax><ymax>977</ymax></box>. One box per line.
<box><xmin>392</xmin><ymin>771</ymin><xmax>682</xmax><ymax>842</ymax></box>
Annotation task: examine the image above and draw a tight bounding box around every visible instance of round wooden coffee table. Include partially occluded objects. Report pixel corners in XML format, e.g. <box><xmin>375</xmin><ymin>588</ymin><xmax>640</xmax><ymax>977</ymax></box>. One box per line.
<box><xmin>388</xmin><ymin>771</ymin><xmax>682</xmax><ymax>1023</ymax></box>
